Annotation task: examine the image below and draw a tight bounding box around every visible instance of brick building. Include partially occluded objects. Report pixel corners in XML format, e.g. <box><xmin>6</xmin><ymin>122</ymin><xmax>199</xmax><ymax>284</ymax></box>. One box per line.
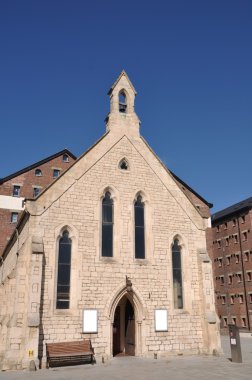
<box><xmin>0</xmin><ymin>150</ymin><xmax>76</xmax><ymax>256</ymax></box>
<box><xmin>0</xmin><ymin>72</ymin><xmax>221</xmax><ymax>370</ymax></box>
<box><xmin>210</xmin><ymin>197</ymin><xmax>252</xmax><ymax>331</ymax></box>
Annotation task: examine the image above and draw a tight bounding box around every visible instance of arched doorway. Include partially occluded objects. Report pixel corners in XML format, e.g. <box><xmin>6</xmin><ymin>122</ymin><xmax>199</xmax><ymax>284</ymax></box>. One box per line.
<box><xmin>113</xmin><ymin>295</ymin><xmax>135</xmax><ymax>356</ymax></box>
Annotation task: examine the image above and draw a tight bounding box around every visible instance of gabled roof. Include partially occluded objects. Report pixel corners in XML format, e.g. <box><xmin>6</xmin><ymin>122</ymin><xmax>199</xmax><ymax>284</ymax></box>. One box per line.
<box><xmin>140</xmin><ymin>136</ymin><xmax>212</xmax><ymax>209</ymax></box>
<box><xmin>169</xmin><ymin>170</ymin><xmax>213</xmax><ymax>208</ymax></box>
<box><xmin>25</xmin><ymin>132</ymin><xmax>109</xmax><ymax>202</ymax></box>
<box><xmin>0</xmin><ymin>149</ymin><xmax>76</xmax><ymax>184</ymax></box>
<box><xmin>108</xmin><ymin>70</ymin><xmax>137</xmax><ymax>95</ymax></box>
<box><xmin>212</xmin><ymin>196</ymin><xmax>252</xmax><ymax>222</ymax></box>
<box><xmin>2</xmin><ymin>131</ymin><xmax>211</xmax><ymax>259</ymax></box>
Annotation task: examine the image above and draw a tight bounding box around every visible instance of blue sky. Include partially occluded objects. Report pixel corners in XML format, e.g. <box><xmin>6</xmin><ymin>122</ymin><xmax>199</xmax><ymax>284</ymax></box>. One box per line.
<box><xmin>0</xmin><ymin>0</ymin><xmax>251</xmax><ymax>212</ymax></box>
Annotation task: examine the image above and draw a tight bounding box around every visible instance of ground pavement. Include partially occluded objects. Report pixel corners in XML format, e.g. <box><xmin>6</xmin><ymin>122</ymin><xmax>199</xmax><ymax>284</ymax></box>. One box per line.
<box><xmin>1</xmin><ymin>335</ymin><xmax>252</xmax><ymax>380</ymax></box>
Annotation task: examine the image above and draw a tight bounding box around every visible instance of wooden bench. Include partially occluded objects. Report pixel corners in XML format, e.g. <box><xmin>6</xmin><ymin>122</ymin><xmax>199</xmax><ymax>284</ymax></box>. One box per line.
<box><xmin>46</xmin><ymin>339</ymin><xmax>94</xmax><ymax>368</ymax></box>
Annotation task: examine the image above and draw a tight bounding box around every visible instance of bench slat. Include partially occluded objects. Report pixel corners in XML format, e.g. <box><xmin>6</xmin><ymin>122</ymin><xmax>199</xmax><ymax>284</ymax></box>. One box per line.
<box><xmin>46</xmin><ymin>339</ymin><xmax>94</xmax><ymax>368</ymax></box>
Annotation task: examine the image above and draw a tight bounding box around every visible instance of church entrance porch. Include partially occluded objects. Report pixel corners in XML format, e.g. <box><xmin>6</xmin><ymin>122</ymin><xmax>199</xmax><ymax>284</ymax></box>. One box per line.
<box><xmin>113</xmin><ymin>295</ymin><xmax>135</xmax><ymax>356</ymax></box>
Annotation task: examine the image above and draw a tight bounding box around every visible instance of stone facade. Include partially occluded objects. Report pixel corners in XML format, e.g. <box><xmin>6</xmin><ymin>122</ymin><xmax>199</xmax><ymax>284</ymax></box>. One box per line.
<box><xmin>0</xmin><ymin>72</ymin><xmax>221</xmax><ymax>370</ymax></box>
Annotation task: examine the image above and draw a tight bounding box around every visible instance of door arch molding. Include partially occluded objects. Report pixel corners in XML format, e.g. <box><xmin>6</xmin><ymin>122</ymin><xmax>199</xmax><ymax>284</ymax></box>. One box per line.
<box><xmin>105</xmin><ymin>282</ymin><xmax>147</xmax><ymax>356</ymax></box>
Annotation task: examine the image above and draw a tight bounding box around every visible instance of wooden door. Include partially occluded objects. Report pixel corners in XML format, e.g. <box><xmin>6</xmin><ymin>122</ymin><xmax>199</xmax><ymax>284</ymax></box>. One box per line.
<box><xmin>125</xmin><ymin>300</ymin><xmax>135</xmax><ymax>355</ymax></box>
<box><xmin>113</xmin><ymin>306</ymin><xmax>121</xmax><ymax>355</ymax></box>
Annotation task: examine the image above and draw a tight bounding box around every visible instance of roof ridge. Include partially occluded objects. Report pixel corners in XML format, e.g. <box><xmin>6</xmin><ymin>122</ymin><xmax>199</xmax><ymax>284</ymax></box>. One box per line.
<box><xmin>212</xmin><ymin>196</ymin><xmax>252</xmax><ymax>221</ymax></box>
<box><xmin>108</xmin><ymin>70</ymin><xmax>137</xmax><ymax>95</ymax></box>
<box><xmin>0</xmin><ymin>149</ymin><xmax>76</xmax><ymax>184</ymax></box>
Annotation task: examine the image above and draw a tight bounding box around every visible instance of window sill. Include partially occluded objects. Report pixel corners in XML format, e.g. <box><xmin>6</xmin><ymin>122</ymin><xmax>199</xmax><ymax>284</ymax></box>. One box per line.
<box><xmin>54</xmin><ymin>309</ymin><xmax>76</xmax><ymax>316</ymax></box>
<box><xmin>100</xmin><ymin>256</ymin><xmax>117</xmax><ymax>263</ymax></box>
<box><xmin>173</xmin><ymin>309</ymin><xmax>189</xmax><ymax>315</ymax></box>
<box><xmin>134</xmin><ymin>258</ymin><xmax>149</xmax><ymax>266</ymax></box>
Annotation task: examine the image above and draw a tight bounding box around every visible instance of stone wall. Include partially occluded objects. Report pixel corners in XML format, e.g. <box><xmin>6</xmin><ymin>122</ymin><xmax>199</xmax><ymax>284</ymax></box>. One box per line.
<box><xmin>26</xmin><ymin>133</ymin><xmax>220</xmax><ymax>364</ymax></box>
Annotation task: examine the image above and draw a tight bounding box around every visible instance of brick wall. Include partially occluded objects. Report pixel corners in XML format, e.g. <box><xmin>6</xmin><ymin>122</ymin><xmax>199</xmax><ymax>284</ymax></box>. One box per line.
<box><xmin>0</xmin><ymin>153</ymin><xmax>75</xmax><ymax>256</ymax></box>
<box><xmin>210</xmin><ymin>210</ymin><xmax>252</xmax><ymax>329</ymax></box>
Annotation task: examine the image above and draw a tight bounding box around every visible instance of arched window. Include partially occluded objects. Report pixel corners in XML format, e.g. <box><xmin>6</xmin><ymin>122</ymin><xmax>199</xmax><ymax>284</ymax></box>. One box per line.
<box><xmin>56</xmin><ymin>230</ymin><xmax>72</xmax><ymax>309</ymax></box>
<box><xmin>119</xmin><ymin>91</ymin><xmax>127</xmax><ymax>113</ymax></box>
<box><xmin>102</xmin><ymin>191</ymin><xmax>113</xmax><ymax>257</ymax></box>
<box><xmin>134</xmin><ymin>195</ymin><xmax>145</xmax><ymax>259</ymax></box>
<box><xmin>62</xmin><ymin>154</ymin><xmax>69</xmax><ymax>162</ymax></box>
<box><xmin>172</xmin><ymin>239</ymin><xmax>183</xmax><ymax>309</ymax></box>
<box><xmin>35</xmin><ymin>168</ymin><xmax>42</xmax><ymax>176</ymax></box>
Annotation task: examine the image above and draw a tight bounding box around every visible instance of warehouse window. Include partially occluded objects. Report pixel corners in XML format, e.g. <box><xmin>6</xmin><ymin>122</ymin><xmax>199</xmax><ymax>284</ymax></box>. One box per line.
<box><xmin>241</xmin><ymin>317</ymin><xmax>247</xmax><ymax>327</ymax></box>
<box><xmin>53</xmin><ymin>169</ymin><xmax>60</xmax><ymax>178</ymax></box>
<box><xmin>172</xmin><ymin>238</ymin><xmax>183</xmax><ymax>309</ymax></box>
<box><xmin>33</xmin><ymin>187</ymin><xmax>41</xmax><ymax>198</ymax></box>
<box><xmin>63</xmin><ymin>154</ymin><xmax>69</xmax><ymax>162</ymax></box>
<box><xmin>12</xmin><ymin>185</ymin><xmax>20</xmax><ymax>197</ymax></box>
<box><xmin>35</xmin><ymin>168</ymin><xmax>42</xmax><ymax>176</ymax></box>
<box><xmin>11</xmin><ymin>212</ymin><xmax>18</xmax><ymax>223</ymax></box>
<box><xmin>242</xmin><ymin>231</ymin><xmax>248</xmax><ymax>241</ymax></box>
<box><xmin>56</xmin><ymin>230</ymin><xmax>72</xmax><ymax>309</ymax></box>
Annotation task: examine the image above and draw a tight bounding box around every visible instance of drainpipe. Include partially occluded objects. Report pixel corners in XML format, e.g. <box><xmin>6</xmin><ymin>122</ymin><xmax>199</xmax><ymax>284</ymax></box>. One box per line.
<box><xmin>0</xmin><ymin>256</ymin><xmax>3</xmax><ymax>284</ymax></box>
<box><xmin>220</xmin><ymin>237</ymin><xmax>231</xmax><ymax>325</ymax></box>
<box><xmin>237</xmin><ymin>217</ymin><xmax>251</xmax><ymax>331</ymax></box>
<box><xmin>15</xmin><ymin>228</ymin><xmax>20</xmax><ymax>257</ymax></box>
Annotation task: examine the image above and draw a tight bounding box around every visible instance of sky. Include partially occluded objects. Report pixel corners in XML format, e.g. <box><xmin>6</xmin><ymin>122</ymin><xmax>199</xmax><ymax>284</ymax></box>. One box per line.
<box><xmin>0</xmin><ymin>0</ymin><xmax>251</xmax><ymax>213</ymax></box>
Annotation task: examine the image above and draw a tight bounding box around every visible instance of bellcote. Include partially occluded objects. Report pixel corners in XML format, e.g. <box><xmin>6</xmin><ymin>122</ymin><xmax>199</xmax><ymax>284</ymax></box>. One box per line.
<box><xmin>106</xmin><ymin>71</ymin><xmax>140</xmax><ymax>136</ymax></box>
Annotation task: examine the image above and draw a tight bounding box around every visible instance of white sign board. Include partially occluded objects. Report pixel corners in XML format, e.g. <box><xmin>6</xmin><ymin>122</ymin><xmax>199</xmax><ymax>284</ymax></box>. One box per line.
<box><xmin>155</xmin><ymin>309</ymin><xmax>168</xmax><ymax>332</ymax></box>
<box><xmin>0</xmin><ymin>195</ymin><xmax>24</xmax><ymax>211</ymax></box>
<box><xmin>83</xmin><ymin>309</ymin><xmax>98</xmax><ymax>333</ymax></box>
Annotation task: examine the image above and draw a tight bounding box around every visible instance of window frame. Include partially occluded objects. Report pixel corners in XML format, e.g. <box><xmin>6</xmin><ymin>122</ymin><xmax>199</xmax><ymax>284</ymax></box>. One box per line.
<box><xmin>237</xmin><ymin>273</ymin><xmax>242</xmax><ymax>283</ymax></box>
<box><xmin>11</xmin><ymin>212</ymin><xmax>18</xmax><ymax>223</ymax></box>
<box><xmin>53</xmin><ymin>168</ymin><xmax>61</xmax><ymax>178</ymax></box>
<box><xmin>56</xmin><ymin>230</ymin><xmax>72</xmax><ymax>310</ymax></box>
<box><xmin>134</xmin><ymin>194</ymin><xmax>145</xmax><ymax>260</ymax></box>
<box><xmin>62</xmin><ymin>154</ymin><xmax>69</xmax><ymax>162</ymax></box>
<box><xmin>226</xmin><ymin>255</ymin><xmax>231</xmax><ymax>265</ymax></box>
<box><xmin>101</xmin><ymin>191</ymin><xmax>114</xmax><ymax>258</ymax></box>
<box><xmin>247</xmin><ymin>271</ymin><xmax>252</xmax><ymax>282</ymax></box>
<box><xmin>172</xmin><ymin>238</ymin><xmax>183</xmax><ymax>310</ymax></box>
<box><xmin>241</xmin><ymin>317</ymin><xmax>247</xmax><ymax>327</ymax></box>
<box><xmin>35</xmin><ymin>168</ymin><xmax>42</xmax><ymax>177</ymax></box>
<box><xmin>242</xmin><ymin>231</ymin><xmax>248</xmax><ymax>241</ymax></box>
<box><xmin>33</xmin><ymin>187</ymin><xmax>41</xmax><ymax>198</ymax></box>
<box><xmin>12</xmin><ymin>185</ymin><xmax>21</xmax><ymax>197</ymax></box>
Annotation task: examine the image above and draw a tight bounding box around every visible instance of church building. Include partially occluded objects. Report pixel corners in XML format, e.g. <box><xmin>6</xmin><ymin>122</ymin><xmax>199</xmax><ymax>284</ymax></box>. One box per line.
<box><xmin>0</xmin><ymin>72</ymin><xmax>221</xmax><ymax>370</ymax></box>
